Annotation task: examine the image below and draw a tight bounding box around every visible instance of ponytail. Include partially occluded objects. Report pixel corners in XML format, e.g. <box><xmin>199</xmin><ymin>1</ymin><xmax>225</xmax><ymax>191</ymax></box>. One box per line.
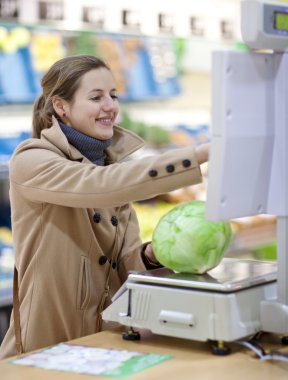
<box><xmin>32</xmin><ymin>95</ymin><xmax>54</xmax><ymax>138</ymax></box>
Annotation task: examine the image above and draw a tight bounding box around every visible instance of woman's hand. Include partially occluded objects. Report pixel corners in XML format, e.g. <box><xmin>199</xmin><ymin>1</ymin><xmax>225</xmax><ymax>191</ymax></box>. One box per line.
<box><xmin>144</xmin><ymin>243</ymin><xmax>158</xmax><ymax>264</ymax></box>
<box><xmin>142</xmin><ymin>243</ymin><xmax>162</xmax><ymax>268</ymax></box>
<box><xmin>195</xmin><ymin>142</ymin><xmax>210</xmax><ymax>165</ymax></box>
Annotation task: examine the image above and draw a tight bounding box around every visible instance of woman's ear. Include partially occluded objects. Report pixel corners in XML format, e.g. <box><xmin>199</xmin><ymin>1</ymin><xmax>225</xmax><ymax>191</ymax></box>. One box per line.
<box><xmin>52</xmin><ymin>96</ymin><xmax>67</xmax><ymax>119</ymax></box>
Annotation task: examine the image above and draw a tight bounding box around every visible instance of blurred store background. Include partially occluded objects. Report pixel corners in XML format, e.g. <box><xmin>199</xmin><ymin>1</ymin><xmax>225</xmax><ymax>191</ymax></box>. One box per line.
<box><xmin>0</xmin><ymin>0</ymin><xmax>276</xmax><ymax>342</ymax></box>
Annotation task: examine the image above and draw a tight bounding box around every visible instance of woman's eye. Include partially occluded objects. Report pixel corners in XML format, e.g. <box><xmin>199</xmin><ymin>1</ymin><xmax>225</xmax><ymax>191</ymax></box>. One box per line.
<box><xmin>90</xmin><ymin>95</ymin><xmax>118</xmax><ymax>102</ymax></box>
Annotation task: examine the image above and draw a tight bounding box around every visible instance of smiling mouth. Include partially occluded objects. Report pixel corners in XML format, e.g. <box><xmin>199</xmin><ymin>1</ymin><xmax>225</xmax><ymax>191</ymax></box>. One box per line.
<box><xmin>96</xmin><ymin>118</ymin><xmax>114</xmax><ymax>125</ymax></box>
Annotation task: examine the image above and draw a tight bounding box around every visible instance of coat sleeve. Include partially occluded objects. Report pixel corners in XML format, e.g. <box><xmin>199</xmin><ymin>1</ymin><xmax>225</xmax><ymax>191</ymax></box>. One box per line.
<box><xmin>10</xmin><ymin>141</ymin><xmax>202</xmax><ymax>208</ymax></box>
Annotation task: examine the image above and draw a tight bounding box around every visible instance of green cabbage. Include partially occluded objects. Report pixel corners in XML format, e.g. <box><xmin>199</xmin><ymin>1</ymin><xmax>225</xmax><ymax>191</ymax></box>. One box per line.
<box><xmin>152</xmin><ymin>200</ymin><xmax>232</xmax><ymax>274</ymax></box>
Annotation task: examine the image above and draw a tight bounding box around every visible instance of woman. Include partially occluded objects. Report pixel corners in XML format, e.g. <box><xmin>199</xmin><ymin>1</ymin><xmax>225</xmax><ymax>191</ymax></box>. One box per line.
<box><xmin>0</xmin><ymin>55</ymin><xmax>209</xmax><ymax>359</ymax></box>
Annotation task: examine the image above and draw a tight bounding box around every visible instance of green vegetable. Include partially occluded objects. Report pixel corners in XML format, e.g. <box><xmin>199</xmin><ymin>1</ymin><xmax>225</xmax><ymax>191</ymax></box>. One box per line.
<box><xmin>152</xmin><ymin>200</ymin><xmax>233</xmax><ymax>274</ymax></box>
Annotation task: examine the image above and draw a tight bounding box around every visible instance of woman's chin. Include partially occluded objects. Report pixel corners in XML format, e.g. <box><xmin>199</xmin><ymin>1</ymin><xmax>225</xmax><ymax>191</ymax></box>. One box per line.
<box><xmin>90</xmin><ymin>130</ymin><xmax>114</xmax><ymax>140</ymax></box>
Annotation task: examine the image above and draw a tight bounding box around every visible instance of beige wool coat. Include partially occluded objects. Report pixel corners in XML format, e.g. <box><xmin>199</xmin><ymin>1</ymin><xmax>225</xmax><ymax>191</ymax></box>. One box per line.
<box><xmin>0</xmin><ymin>118</ymin><xmax>202</xmax><ymax>359</ymax></box>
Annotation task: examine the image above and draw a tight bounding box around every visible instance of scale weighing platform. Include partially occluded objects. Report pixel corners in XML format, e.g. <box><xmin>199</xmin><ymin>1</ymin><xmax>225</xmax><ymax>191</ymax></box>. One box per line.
<box><xmin>103</xmin><ymin>258</ymin><xmax>277</xmax><ymax>347</ymax></box>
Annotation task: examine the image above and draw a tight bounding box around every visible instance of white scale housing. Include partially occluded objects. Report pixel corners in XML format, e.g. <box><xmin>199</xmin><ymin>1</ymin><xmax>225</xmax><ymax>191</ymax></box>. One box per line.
<box><xmin>103</xmin><ymin>1</ymin><xmax>288</xmax><ymax>344</ymax></box>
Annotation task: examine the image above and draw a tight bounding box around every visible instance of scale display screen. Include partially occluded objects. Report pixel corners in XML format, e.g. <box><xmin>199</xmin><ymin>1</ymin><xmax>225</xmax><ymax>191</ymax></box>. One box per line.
<box><xmin>275</xmin><ymin>11</ymin><xmax>288</xmax><ymax>31</ymax></box>
<box><xmin>241</xmin><ymin>1</ymin><xmax>288</xmax><ymax>50</ymax></box>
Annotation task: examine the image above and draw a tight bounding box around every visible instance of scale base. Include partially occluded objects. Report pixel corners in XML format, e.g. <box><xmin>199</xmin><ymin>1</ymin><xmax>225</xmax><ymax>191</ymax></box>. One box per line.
<box><xmin>102</xmin><ymin>259</ymin><xmax>286</xmax><ymax>348</ymax></box>
<box><xmin>102</xmin><ymin>258</ymin><xmax>282</xmax><ymax>342</ymax></box>
<box><xmin>103</xmin><ymin>280</ymin><xmax>276</xmax><ymax>343</ymax></box>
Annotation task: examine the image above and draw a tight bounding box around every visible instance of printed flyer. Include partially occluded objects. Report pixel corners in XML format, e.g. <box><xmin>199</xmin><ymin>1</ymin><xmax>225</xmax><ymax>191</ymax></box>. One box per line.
<box><xmin>12</xmin><ymin>343</ymin><xmax>173</xmax><ymax>378</ymax></box>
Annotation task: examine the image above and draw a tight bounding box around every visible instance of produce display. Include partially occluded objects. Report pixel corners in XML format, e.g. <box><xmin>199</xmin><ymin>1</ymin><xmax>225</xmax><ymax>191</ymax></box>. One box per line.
<box><xmin>252</xmin><ymin>241</ymin><xmax>277</xmax><ymax>261</ymax></box>
<box><xmin>151</xmin><ymin>200</ymin><xmax>233</xmax><ymax>274</ymax></box>
<box><xmin>121</xmin><ymin>110</ymin><xmax>171</xmax><ymax>148</ymax></box>
<box><xmin>133</xmin><ymin>201</ymin><xmax>176</xmax><ymax>242</ymax></box>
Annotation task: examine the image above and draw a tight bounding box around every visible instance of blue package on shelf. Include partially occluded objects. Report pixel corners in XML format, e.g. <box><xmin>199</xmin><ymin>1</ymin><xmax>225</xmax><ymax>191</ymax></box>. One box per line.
<box><xmin>122</xmin><ymin>42</ymin><xmax>158</xmax><ymax>101</ymax></box>
<box><xmin>0</xmin><ymin>47</ymin><xmax>40</xmax><ymax>104</ymax></box>
<box><xmin>0</xmin><ymin>68</ymin><xmax>4</xmax><ymax>104</ymax></box>
<box><xmin>0</xmin><ymin>131</ymin><xmax>31</xmax><ymax>164</ymax></box>
<box><xmin>0</xmin><ymin>132</ymin><xmax>30</xmax><ymax>229</ymax></box>
<box><xmin>144</xmin><ymin>37</ymin><xmax>181</xmax><ymax>98</ymax></box>
<box><xmin>176</xmin><ymin>124</ymin><xmax>210</xmax><ymax>137</ymax></box>
<box><xmin>0</xmin><ymin>131</ymin><xmax>31</xmax><ymax>156</ymax></box>
<box><xmin>0</xmin><ymin>245</ymin><xmax>14</xmax><ymax>302</ymax></box>
<box><xmin>174</xmin><ymin>124</ymin><xmax>211</xmax><ymax>146</ymax></box>
<box><xmin>154</xmin><ymin>75</ymin><xmax>181</xmax><ymax>98</ymax></box>
<box><xmin>117</xmin><ymin>35</ymin><xmax>181</xmax><ymax>101</ymax></box>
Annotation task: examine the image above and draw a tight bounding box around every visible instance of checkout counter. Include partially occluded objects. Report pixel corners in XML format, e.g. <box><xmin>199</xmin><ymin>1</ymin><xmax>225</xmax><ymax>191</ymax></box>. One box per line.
<box><xmin>0</xmin><ymin>328</ymin><xmax>287</xmax><ymax>379</ymax></box>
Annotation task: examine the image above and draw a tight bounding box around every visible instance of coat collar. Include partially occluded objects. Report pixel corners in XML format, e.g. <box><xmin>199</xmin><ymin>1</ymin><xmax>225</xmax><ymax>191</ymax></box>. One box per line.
<box><xmin>41</xmin><ymin>116</ymin><xmax>145</xmax><ymax>163</ymax></box>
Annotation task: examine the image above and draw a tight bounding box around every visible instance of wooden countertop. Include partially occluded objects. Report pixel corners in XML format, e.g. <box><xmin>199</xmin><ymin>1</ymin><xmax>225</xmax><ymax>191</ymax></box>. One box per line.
<box><xmin>0</xmin><ymin>329</ymin><xmax>288</xmax><ymax>380</ymax></box>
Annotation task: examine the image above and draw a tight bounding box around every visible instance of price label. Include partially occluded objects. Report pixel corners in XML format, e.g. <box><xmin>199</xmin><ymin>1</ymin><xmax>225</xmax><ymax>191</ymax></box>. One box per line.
<box><xmin>38</xmin><ymin>0</ymin><xmax>64</xmax><ymax>21</ymax></box>
<box><xmin>82</xmin><ymin>6</ymin><xmax>104</xmax><ymax>27</ymax></box>
<box><xmin>190</xmin><ymin>17</ymin><xmax>205</xmax><ymax>37</ymax></box>
<box><xmin>122</xmin><ymin>10</ymin><xmax>141</xmax><ymax>30</ymax></box>
<box><xmin>220</xmin><ymin>20</ymin><xmax>234</xmax><ymax>39</ymax></box>
<box><xmin>0</xmin><ymin>0</ymin><xmax>18</xmax><ymax>19</ymax></box>
<box><xmin>158</xmin><ymin>13</ymin><xmax>174</xmax><ymax>33</ymax></box>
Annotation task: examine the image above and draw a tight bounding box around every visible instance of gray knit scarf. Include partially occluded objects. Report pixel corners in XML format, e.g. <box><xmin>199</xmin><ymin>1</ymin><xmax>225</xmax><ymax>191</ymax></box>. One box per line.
<box><xmin>59</xmin><ymin>122</ymin><xmax>112</xmax><ymax>166</ymax></box>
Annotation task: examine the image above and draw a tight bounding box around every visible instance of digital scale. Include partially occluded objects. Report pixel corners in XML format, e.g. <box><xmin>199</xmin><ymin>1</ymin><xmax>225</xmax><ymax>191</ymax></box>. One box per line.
<box><xmin>103</xmin><ymin>1</ymin><xmax>288</xmax><ymax>353</ymax></box>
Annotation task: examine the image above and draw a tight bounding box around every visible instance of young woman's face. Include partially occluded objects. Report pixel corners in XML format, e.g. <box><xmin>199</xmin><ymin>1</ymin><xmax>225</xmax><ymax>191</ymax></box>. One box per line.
<box><xmin>65</xmin><ymin>68</ymin><xmax>119</xmax><ymax>140</ymax></box>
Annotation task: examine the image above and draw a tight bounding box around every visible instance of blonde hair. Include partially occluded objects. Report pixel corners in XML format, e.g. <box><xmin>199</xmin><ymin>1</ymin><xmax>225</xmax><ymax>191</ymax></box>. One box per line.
<box><xmin>32</xmin><ymin>55</ymin><xmax>110</xmax><ymax>138</ymax></box>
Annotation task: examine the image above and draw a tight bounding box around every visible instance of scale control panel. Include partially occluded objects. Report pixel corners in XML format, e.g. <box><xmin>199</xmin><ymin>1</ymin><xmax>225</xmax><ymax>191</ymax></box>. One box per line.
<box><xmin>241</xmin><ymin>0</ymin><xmax>288</xmax><ymax>50</ymax></box>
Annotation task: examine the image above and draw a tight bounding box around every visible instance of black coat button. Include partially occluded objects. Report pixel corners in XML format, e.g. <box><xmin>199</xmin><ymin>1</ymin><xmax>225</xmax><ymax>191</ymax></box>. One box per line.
<box><xmin>112</xmin><ymin>262</ymin><xmax>117</xmax><ymax>269</ymax></box>
<box><xmin>99</xmin><ymin>255</ymin><xmax>108</xmax><ymax>265</ymax></box>
<box><xmin>166</xmin><ymin>164</ymin><xmax>175</xmax><ymax>173</ymax></box>
<box><xmin>148</xmin><ymin>169</ymin><xmax>158</xmax><ymax>177</ymax></box>
<box><xmin>93</xmin><ymin>212</ymin><xmax>101</xmax><ymax>223</ymax></box>
<box><xmin>182</xmin><ymin>159</ymin><xmax>191</xmax><ymax>168</ymax></box>
<box><xmin>111</xmin><ymin>215</ymin><xmax>118</xmax><ymax>226</ymax></box>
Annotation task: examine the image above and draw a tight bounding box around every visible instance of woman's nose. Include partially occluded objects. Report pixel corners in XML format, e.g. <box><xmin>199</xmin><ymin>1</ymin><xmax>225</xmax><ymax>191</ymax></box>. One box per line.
<box><xmin>102</xmin><ymin>97</ymin><xmax>116</xmax><ymax>110</ymax></box>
